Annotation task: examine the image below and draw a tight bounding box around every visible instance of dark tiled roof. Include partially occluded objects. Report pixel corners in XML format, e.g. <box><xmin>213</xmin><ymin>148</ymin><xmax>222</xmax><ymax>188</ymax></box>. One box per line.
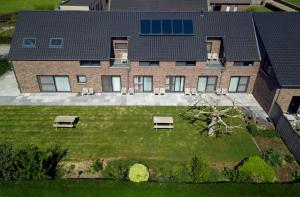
<box><xmin>9</xmin><ymin>11</ymin><xmax>260</xmax><ymax>62</ymax></box>
<box><xmin>209</xmin><ymin>0</ymin><xmax>251</xmax><ymax>4</ymax></box>
<box><xmin>253</xmin><ymin>13</ymin><xmax>300</xmax><ymax>88</ymax></box>
<box><xmin>60</xmin><ymin>0</ymin><xmax>98</xmax><ymax>6</ymax></box>
<box><xmin>110</xmin><ymin>0</ymin><xmax>208</xmax><ymax>11</ymax></box>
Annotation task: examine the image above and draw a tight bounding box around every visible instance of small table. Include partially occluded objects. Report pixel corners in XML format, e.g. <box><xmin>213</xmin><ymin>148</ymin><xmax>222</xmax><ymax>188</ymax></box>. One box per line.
<box><xmin>153</xmin><ymin>116</ymin><xmax>174</xmax><ymax>131</ymax></box>
<box><xmin>53</xmin><ymin>116</ymin><xmax>79</xmax><ymax>128</ymax></box>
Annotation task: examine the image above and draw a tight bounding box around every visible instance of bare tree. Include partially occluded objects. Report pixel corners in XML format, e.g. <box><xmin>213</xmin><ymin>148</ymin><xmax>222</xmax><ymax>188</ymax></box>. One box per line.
<box><xmin>181</xmin><ymin>94</ymin><xmax>243</xmax><ymax>137</ymax></box>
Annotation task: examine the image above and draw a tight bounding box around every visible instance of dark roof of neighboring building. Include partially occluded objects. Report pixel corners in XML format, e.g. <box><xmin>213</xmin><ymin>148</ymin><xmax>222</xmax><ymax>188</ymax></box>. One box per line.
<box><xmin>9</xmin><ymin>11</ymin><xmax>260</xmax><ymax>62</ymax></box>
<box><xmin>209</xmin><ymin>0</ymin><xmax>251</xmax><ymax>4</ymax></box>
<box><xmin>253</xmin><ymin>13</ymin><xmax>300</xmax><ymax>88</ymax></box>
<box><xmin>60</xmin><ymin>0</ymin><xmax>97</xmax><ymax>6</ymax></box>
<box><xmin>110</xmin><ymin>0</ymin><xmax>208</xmax><ymax>11</ymax></box>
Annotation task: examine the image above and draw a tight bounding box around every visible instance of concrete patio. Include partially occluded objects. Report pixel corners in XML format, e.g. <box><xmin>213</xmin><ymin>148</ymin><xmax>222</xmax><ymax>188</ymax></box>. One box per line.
<box><xmin>0</xmin><ymin>71</ymin><xmax>269</xmax><ymax>122</ymax></box>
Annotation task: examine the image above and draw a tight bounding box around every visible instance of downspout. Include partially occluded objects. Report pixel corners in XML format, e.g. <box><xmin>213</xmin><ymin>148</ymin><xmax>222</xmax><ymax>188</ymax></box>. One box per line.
<box><xmin>219</xmin><ymin>69</ymin><xmax>224</xmax><ymax>90</ymax></box>
<box><xmin>10</xmin><ymin>60</ymin><xmax>22</xmax><ymax>94</ymax></box>
<box><xmin>127</xmin><ymin>63</ymin><xmax>130</xmax><ymax>91</ymax></box>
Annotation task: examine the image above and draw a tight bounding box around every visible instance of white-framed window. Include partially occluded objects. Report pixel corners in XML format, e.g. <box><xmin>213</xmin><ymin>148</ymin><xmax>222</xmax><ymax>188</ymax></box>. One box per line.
<box><xmin>23</xmin><ymin>37</ymin><xmax>36</xmax><ymax>47</ymax></box>
<box><xmin>101</xmin><ymin>76</ymin><xmax>121</xmax><ymax>92</ymax></box>
<box><xmin>166</xmin><ymin>76</ymin><xmax>185</xmax><ymax>92</ymax></box>
<box><xmin>49</xmin><ymin>38</ymin><xmax>64</xmax><ymax>48</ymax></box>
<box><xmin>77</xmin><ymin>75</ymin><xmax>87</xmax><ymax>84</ymax></box>
<box><xmin>197</xmin><ymin>76</ymin><xmax>218</xmax><ymax>92</ymax></box>
<box><xmin>134</xmin><ymin>76</ymin><xmax>153</xmax><ymax>92</ymax></box>
<box><xmin>229</xmin><ymin>76</ymin><xmax>249</xmax><ymax>93</ymax></box>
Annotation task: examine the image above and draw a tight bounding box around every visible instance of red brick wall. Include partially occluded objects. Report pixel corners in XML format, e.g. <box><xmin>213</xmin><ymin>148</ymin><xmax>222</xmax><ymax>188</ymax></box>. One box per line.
<box><xmin>277</xmin><ymin>89</ymin><xmax>300</xmax><ymax>113</ymax></box>
<box><xmin>12</xmin><ymin>60</ymin><xmax>260</xmax><ymax>94</ymax></box>
<box><xmin>252</xmin><ymin>69</ymin><xmax>279</xmax><ymax>113</ymax></box>
<box><xmin>12</xmin><ymin>61</ymin><xmax>129</xmax><ymax>93</ymax></box>
<box><xmin>253</xmin><ymin>67</ymin><xmax>300</xmax><ymax>114</ymax></box>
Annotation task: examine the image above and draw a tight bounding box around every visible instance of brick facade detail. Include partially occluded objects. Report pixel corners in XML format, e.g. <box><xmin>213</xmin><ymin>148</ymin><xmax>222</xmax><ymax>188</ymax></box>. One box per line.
<box><xmin>12</xmin><ymin>60</ymin><xmax>260</xmax><ymax>94</ymax></box>
<box><xmin>253</xmin><ymin>67</ymin><xmax>300</xmax><ymax>114</ymax></box>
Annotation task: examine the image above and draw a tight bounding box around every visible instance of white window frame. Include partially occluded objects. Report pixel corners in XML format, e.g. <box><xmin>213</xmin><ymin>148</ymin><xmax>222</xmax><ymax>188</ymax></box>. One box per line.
<box><xmin>77</xmin><ymin>75</ymin><xmax>87</xmax><ymax>84</ymax></box>
<box><xmin>23</xmin><ymin>37</ymin><xmax>36</xmax><ymax>48</ymax></box>
<box><xmin>49</xmin><ymin>38</ymin><xmax>64</xmax><ymax>48</ymax></box>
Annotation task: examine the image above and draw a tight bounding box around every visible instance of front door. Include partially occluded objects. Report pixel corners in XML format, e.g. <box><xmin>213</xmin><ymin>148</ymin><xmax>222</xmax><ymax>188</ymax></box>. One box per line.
<box><xmin>288</xmin><ymin>96</ymin><xmax>300</xmax><ymax>114</ymax></box>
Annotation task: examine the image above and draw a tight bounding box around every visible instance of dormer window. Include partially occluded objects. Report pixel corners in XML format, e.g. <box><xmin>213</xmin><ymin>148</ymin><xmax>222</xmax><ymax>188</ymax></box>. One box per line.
<box><xmin>23</xmin><ymin>37</ymin><xmax>36</xmax><ymax>47</ymax></box>
<box><xmin>111</xmin><ymin>37</ymin><xmax>129</xmax><ymax>67</ymax></box>
<box><xmin>206</xmin><ymin>37</ymin><xmax>225</xmax><ymax>67</ymax></box>
<box><xmin>49</xmin><ymin>38</ymin><xmax>64</xmax><ymax>48</ymax></box>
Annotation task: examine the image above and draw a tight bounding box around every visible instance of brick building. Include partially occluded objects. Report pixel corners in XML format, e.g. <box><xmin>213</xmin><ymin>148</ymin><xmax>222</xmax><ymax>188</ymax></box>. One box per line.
<box><xmin>252</xmin><ymin>13</ymin><xmax>300</xmax><ymax>114</ymax></box>
<box><xmin>8</xmin><ymin>11</ymin><xmax>300</xmax><ymax>114</ymax></box>
<box><xmin>9</xmin><ymin>11</ymin><xmax>260</xmax><ymax>95</ymax></box>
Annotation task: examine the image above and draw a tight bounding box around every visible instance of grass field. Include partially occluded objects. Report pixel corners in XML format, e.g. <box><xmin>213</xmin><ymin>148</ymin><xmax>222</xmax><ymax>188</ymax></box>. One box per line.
<box><xmin>246</xmin><ymin>5</ymin><xmax>272</xmax><ymax>12</ymax></box>
<box><xmin>0</xmin><ymin>0</ymin><xmax>61</xmax><ymax>14</ymax></box>
<box><xmin>0</xmin><ymin>106</ymin><xmax>259</xmax><ymax>163</ymax></box>
<box><xmin>0</xmin><ymin>180</ymin><xmax>300</xmax><ymax>197</ymax></box>
<box><xmin>286</xmin><ymin>0</ymin><xmax>300</xmax><ymax>6</ymax></box>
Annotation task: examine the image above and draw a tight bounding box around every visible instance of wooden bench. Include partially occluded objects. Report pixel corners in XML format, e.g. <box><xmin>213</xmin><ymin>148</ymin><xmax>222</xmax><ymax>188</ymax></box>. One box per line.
<box><xmin>53</xmin><ymin>116</ymin><xmax>79</xmax><ymax>128</ymax></box>
<box><xmin>153</xmin><ymin>116</ymin><xmax>173</xmax><ymax>131</ymax></box>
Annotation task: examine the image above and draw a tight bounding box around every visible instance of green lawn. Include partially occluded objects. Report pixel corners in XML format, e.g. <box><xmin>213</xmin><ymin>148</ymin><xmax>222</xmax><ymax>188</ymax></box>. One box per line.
<box><xmin>285</xmin><ymin>0</ymin><xmax>300</xmax><ymax>7</ymax></box>
<box><xmin>0</xmin><ymin>106</ymin><xmax>259</xmax><ymax>163</ymax></box>
<box><xmin>246</xmin><ymin>5</ymin><xmax>272</xmax><ymax>12</ymax></box>
<box><xmin>0</xmin><ymin>180</ymin><xmax>300</xmax><ymax>197</ymax></box>
<box><xmin>0</xmin><ymin>0</ymin><xmax>61</xmax><ymax>14</ymax></box>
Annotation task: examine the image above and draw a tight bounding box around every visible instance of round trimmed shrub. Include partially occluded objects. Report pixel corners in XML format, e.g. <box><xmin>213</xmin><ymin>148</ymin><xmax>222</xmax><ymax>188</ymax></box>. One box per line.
<box><xmin>128</xmin><ymin>163</ymin><xmax>149</xmax><ymax>183</ymax></box>
<box><xmin>236</xmin><ymin>156</ymin><xmax>276</xmax><ymax>183</ymax></box>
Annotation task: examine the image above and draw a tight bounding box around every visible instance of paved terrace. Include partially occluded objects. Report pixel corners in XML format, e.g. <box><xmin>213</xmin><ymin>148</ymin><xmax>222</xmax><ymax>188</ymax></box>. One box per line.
<box><xmin>0</xmin><ymin>72</ymin><xmax>269</xmax><ymax>121</ymax></box>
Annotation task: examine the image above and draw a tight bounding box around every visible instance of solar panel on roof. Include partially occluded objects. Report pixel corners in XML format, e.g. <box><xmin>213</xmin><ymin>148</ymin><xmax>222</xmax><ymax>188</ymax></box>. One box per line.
<box><xmin>173</xmin><ymin>20</ymin><xmax>183</xmax><ymax>34</ymax></box>
<box><xmin>141</xmin><ymin>20</ymin><xmax>151</xmax><ymax>34</ymax></box>
<box><xmin>152</xmin><ymin>20</ymin><xmax>162</xmax><ymax>34</ymax></box>
<box><xmin>140</xmin><ymin>19</ymin><xmax>192</xmax><ymax>35</ymax></box>
<box><xmin>183</xmin><ymin>20</ymin><xmax>193</xmax><ymax>34</ymax></box>
<box><xmin>162</xmin><ymin>20</ymin><xmax>172</xmax><ymax>34</ymax></box>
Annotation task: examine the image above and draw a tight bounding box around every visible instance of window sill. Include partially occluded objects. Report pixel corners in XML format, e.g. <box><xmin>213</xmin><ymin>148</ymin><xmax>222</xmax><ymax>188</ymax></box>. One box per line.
<box><xmin>176</xmin><ymin>66</ymin><xmax>196</xmax><ymax>68</ymax></box>
<box><xmin>80</xmin><ymin>66</ymin><xmax>101</xmax><ymax>68</ymax></box>
<box><xmin>139</xmin><ymin>66</ymin><xmax>159</xmax><ymax>67</ymax></box>
<box><xmin>205</xmin><ymin>66</ymin><xmax>225</xmax><ymax>69</ymax></box>
<box><xmin>78</xmin><ymin>83</ymin><xmax>87</xmax><ymax>85</ymax></box>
